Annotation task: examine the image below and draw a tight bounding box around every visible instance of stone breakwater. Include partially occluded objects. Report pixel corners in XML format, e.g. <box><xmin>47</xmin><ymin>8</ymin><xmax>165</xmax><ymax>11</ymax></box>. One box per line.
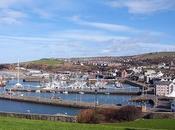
<box><xmin>0</xmin><ymin>94</ymin><xmax>121</xmax><ymax>109</ymax></box>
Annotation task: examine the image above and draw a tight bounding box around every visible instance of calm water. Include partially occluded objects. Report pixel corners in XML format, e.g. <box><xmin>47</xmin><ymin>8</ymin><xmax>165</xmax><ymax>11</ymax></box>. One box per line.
<box><xmin>0</xmin><ymin>99</ymin><xmax>80</xmax><ymax>115</ymax></box>
<box><xmin>0</xmin><ymin>80</ymin><xmax>148</xmax><ymax>115</ymax></box>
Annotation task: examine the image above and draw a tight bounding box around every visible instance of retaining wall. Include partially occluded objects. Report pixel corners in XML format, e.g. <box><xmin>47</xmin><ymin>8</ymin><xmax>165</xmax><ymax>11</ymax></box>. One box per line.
<box><xmin>0</xmin><ymin>111</ymin><xmax>77</xmax><ymax>122</ymax></box>
<box><xmin>144</xmin><ymin>112</ymin><xmax>175</xmax><ymax>119</ymax></box>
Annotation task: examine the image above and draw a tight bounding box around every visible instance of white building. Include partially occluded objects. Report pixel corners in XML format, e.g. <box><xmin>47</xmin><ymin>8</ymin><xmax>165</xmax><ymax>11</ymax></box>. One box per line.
<box><xmin>155</xmin><ymin>82</ymin><xmax>175</xmax><ymax>96</ymax></box>
<box><xmin>145</xmin><ymin>71</ymin><xmax>163</xmax><ymax>83</ymax></box>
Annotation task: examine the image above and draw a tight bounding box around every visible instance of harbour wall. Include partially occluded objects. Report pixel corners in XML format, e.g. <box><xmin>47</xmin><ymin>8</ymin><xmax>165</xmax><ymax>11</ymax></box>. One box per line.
<box><xmin>1</xmin><ymin>111</ymin><xmax>174</xmax><ymax>123</ymax></box>
<box><xmin>0</xmin><ymin>95</ymin><xmax>94</xmax><ymax>109</ymax></box>
<box><xmin>0</xmin><ymin>95</ymin><xmax>121</xmax><ymax>109</ymax></box>
<box><xmin>144</xmin><ymin>112</ymin><xmax>175</xmax><ymax>119</ymax></box>
<box><xmin>0</xmin><ymin>111</ymin><xmax>77</xmax><ymax>122</ymax></box>
<box><xmin>7</xmin><ymin>88</ymin><xmax>141</xmax><ymax>95</ymax></box>
<box><xmin>123</xmin><ymin>79</ymin><xmax>148</xmax><ymax>89</ymax></box>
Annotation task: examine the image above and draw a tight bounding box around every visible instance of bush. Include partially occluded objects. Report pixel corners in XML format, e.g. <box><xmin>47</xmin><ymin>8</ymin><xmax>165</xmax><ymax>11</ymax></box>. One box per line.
<box><xmin>77</xmin><ymin>109</ymin><xmax>100</xmax><ymax>123</ymax></box>
<box><xmin>114</xmin><ymin>106</ymin><xmax>142</xmax><ymax>121</ymax></box>
<box><xmin>97</xmin><ymin>108</ymin><xmax>118</xmax><ymax>122</ymax></box>
<box><xmin>77</xmin><ymin>106</ymin><xmax>142</xmax><ymax>123</ymax></box>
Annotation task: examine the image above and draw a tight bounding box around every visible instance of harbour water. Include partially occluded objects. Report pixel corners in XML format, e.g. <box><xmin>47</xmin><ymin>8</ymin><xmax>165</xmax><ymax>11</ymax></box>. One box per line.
<box><xmin>0</xmin><ymin>99</ymin><xmax>80</xmax><ymax>115</ymax></box>
<box><xmin>0</xmin><ymin>80</ymin><xmax>149</xmax><ymax>115</ymax></box>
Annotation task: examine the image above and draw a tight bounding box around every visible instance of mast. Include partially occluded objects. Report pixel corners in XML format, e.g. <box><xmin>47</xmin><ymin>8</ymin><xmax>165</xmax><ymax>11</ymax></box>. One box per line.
<box><xmin>17</xmin><ymin>59</ymin><xmax>20</xmax><ymax>83</ymax></box>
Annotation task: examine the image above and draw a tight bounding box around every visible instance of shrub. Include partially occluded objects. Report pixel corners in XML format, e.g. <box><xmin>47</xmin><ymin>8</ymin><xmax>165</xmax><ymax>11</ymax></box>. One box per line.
<box><xmin>114</xmin><ymin>106</ymin><xmax>142</xmax><ymax>121</ymax></box>
<box><xmin>77</xmin><ymin>109</ymin><xmax>99</xmax><ymax>123</ymax></box>
<box><xmin>77</xmin><ymin>106</ymin><xmax>142</xmax><ymax>123</ymax></box>
<box><xmin>97</xmin><ymin>108</ymin><xmax>118</xmax><ymax>122</ymax></box>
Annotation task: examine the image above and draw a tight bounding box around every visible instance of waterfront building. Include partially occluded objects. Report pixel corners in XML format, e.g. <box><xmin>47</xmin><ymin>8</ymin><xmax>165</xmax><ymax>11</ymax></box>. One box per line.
<box><xmin>155</xmin><ymin>81</ymin><xmax>175</xmax><ymax>96</ymax></box>
<box><xmin>121</xmin><ymin>70</ymin><xmax>133</xmax><ymax>78</ymax></box>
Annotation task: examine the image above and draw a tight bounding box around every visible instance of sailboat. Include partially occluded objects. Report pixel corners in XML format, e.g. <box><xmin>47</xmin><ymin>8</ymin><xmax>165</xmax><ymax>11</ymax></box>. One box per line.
<box><xmin>14</xmin><ymin>59</ymin><xmax>23</xmax><ymax>89</ymax></box>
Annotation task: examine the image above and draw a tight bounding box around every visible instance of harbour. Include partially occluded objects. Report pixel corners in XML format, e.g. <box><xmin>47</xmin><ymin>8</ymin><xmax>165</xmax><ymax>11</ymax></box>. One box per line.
<box><xmin>0</xmin><ymin>77</ymin><xmax>148</xmax><ymax>115</ymax></box>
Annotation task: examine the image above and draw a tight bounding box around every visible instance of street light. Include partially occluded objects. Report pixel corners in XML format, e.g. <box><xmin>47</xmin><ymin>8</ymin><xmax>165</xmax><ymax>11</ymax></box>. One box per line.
<box><xmin>95</xmin><ymin>89</ymin><xmax>98</xmax><ymax>108</ymax></box>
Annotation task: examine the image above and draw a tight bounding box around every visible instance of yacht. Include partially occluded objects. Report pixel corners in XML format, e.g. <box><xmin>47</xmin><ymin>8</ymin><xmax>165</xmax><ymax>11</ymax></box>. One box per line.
<box><xmin>68</xmin><ymin>81</ymin><xmax>88</xmax><ymax>90</ymax></box>
<box><xmin>63</xmin><ymin>91</ymin><xmax>68</xmax><ymax>94</ymax></box>
<box><xmin>105</xmin><ymin>92</ymin><xmax>110</xmax><ymax>95</ymax></box>
<box><xmin>43</xmin><ymin>80</ymin><xmax>67</xmax><ymax>90</ymax></box>
<box><xmin>95</xmin><ymin>81</ymin><xmax>107</xmax><ymax>89</ymax></box>
<box><xmin>14</xmin><ymin>60</ymin><xmax>23</xmax><ymax>89</ymax></box>
<box><xmin>115</xmin><ymin>81</ymin><xmax>123</xmax><ymax>88</ymax></box>
<box><xmin>79</xmin><ymin>91</ymin><xmax>85</xmax><ymax>94</ymax></box>
<box><xmin>35</xmin><ymin>89</ymin><xmax>41</xmax><ymax>93</ymax></box>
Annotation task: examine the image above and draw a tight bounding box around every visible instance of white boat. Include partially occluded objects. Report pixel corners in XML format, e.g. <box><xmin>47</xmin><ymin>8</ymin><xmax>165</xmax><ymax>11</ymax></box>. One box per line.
<box><xmin>105</xmin><ymin>92</ymin><xmax>110</xmax><ymax>95</ymax></box>
<box><xmin>35</xmin><ymin>90</ymin><xmax>41</xmax><ymax>93</ymax></box>
<box><xmin>63</xmin><ymin>91</ymin><xmax>68</xmax><ymax>94</ymax></box>
<box><xmin>43</xmin><ymin>80</ymin><xmax>67</xmax><ymax>90</ymax></box>
<box><xmin>68</xmin><ymin>81</ymin><xmax>88</xmax><ymax>90</ymax></box>
<box><xmin>79</xmin><ymin>91</ymin><xmax>85</xmax><ymax>94</ymax></box>
<box><xmin>115</xmin><ymin>81</ymin><xmax>123</xmax><ymax>88</ymax></box>
<box><xmin>95</xmin><ymin>81</ymin><xmax>107</xmax><ymax>89</ymax></box>
<box><xmin>14</xmin><ymin>83</ymin><xmax>23</xmax><ymax>88</ymax></box>
<box><xmin>14</xmin><ymin>59</ymin><xmax>23</xmax><ymax>89</ymax></box>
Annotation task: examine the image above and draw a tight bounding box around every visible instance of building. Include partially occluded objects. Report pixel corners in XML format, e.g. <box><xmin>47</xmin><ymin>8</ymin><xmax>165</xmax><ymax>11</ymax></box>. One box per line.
<box><xmin>121</xmin><ymin>70</ymin><xmax>128</xmax><ymax>78</ymax></box>
<box><xmin>145</xmin><ymin>71</ymin><xmax>163</xmax><ymax>83</ymax></box>
<box><xmin>121</xmin><ymin>70</ymin><xmax>133</xmax><ymax>78</ymax></box>
<box><xmin>155</xmin><ymin>81</ymin><xmax>175</xmax><ymax>96</ymax></box>
<box><xmin>170</xmin><ymin>61</ymin><xmax>175</xmax><ymax>70</ymax></box>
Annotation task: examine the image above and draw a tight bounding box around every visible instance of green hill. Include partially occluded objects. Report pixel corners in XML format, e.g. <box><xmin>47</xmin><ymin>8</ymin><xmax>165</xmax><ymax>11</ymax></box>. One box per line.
<box><xmin>26</xmin><ymin>58</ymin><xmax>64</xmax><ymax>66</ymax></box>
<box><xmin>132</xmin><ymin>52</ymin><xmax>175</xmax><ymax>60</ymax></box>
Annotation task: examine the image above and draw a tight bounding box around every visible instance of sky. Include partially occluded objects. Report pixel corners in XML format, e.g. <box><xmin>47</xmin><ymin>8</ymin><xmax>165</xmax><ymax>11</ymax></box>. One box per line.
<box><xmin>0</xmin><ymin>0</ymin><xmax>175</xmax><ymax>63</ymax></box>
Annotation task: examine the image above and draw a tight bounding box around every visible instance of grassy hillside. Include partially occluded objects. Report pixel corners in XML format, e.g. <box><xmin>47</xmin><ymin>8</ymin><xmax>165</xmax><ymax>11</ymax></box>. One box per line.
<box><xmin>27</xmin><ymin>58</ymin><xmax>64</xmax><ymax>66</ymax></box>
<box><xmin>0</xmin><ymin>117</ymin><xmax>174</xmax><ymax>130</ymax></box>
<box><xmin>133</xmin><ymin>52</ymin><xmax>175</xmax><ymax>60</ymax></box>
<box><xmin>31</xmin><ymin>58</ymin><xmax>64</xmax><ymax>65</ymax></box>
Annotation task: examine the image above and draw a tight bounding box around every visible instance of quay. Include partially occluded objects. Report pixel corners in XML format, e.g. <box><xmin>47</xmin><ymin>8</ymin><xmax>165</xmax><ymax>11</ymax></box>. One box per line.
<box><xmin>122</xmin><ymin>79</ymin><xmax>148</xmax><ymax>89</ymax></box>
<box><xmin>6</xmin><ymin>88</ymin><xmax>141</xmax><ymax>95</ymax></box>
<box><xmin>130</xmin><ymin>95</ymin><xmax>156</xmax><ymax>104</ymax></box>
<box><xmin>0</xmin><ymin>94</ymin><xmax>120</xmax><ymax>109</ymax></box>
<box><xmin>130</xmin><ymin>95</ymin><xmax>174</xmax><ymax>112</ymax></box>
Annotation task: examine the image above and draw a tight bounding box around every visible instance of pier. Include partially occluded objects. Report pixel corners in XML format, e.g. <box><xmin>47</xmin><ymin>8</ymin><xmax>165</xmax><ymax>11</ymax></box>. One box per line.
<box><xmin>6</xmin><ymin>88</ymin><xmax>141</xmax><ymax>95</ymax></box>
<box><xmin>0</xmin><ymin>94</ymin><xmax>120</xmax><ymax>109</ymax></box>
<box><xmin>130</xmin><ymin>95</ymin><xmax>174</xmax><ymax>112</ymax></box>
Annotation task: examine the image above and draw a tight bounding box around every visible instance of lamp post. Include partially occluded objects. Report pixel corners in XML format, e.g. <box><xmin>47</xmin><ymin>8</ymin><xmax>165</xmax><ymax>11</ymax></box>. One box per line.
<box><xmin>95</xmin><ymin>89</ymin><xmax>98</xmax><ymax>108</ymax></box>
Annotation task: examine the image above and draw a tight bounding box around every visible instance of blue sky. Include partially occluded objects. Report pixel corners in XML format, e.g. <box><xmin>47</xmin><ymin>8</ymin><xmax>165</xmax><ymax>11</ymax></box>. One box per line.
<box><xmin>0</xmin><ymin>0</ymin><xmax>175</xmax><ymax>63</ymax></box>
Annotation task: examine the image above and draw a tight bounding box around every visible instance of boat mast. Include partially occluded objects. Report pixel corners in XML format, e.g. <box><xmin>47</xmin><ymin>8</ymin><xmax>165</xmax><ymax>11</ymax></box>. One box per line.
<box><xmin>17</xmin><ymin>59</ymin><xmax>20</xmax><ymax>83</ymax></box>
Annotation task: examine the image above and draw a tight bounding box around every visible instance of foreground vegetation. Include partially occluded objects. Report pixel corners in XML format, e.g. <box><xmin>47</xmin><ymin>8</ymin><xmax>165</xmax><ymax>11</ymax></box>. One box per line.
<box><xmin>0</xmin><ymin>116</ymin><xmax>174</xmax><ymax>130</ymax></box>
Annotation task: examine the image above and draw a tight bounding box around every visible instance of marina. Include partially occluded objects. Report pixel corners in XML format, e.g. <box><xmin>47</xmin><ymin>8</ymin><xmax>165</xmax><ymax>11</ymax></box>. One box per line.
<box><xmin>0</xmin><ymin>78</ymin><xmax>150</xmax><ymax>115</ymax></box>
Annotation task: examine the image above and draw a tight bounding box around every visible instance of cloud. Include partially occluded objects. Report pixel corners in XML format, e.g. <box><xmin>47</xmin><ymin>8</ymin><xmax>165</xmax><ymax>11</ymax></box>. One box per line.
<box><xmin>106</xmin><ymin>0</ymin><xmax>175</xmax><ymax>14</ymax></box>
<box><xmin>70</xmin><ymin>16</ymin><xmax>137</xmax><ymax>32</ymax></box>
<box><xmin>0</xmin><ymin>0</ymin><xmax>26</xmax><ymax>8</ymax></box>
<box><xmin>0</xmin><ymin>9</ymin><xmax>26</xmax><ymax>24</ymax></box>
<box><xmin>100</xmin><ymin>38</ymin><xmax>175</xmax><ymax>56</ymax></box>
<box><xmin>0</xmin><ymin>0</ymin><xmax>29</xmax><ymax>25</ymax></box>
<box><xmin>52</xmin><ymin>29</ymin><xmax>129</xmax><ymax>42</ymax></box>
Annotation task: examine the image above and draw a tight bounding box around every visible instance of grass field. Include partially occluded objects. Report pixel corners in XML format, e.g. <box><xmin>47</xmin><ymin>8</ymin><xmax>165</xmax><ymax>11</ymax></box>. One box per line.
<box><xmin>0</xmin><ymin>117</ymin><xmax>174</xmax><ymax>130</ymax></box>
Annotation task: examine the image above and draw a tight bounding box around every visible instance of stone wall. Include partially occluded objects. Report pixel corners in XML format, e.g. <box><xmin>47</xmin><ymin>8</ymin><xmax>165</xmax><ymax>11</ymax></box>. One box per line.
<box><xmin>0</xmin><ymin>111</ymin><xmax>77</xmax><ymax>122</ymax></box>
<box><xmin>144</xmin><ymin>112</ymin><xmax>175</xmax><ymax>119</ymax></box>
